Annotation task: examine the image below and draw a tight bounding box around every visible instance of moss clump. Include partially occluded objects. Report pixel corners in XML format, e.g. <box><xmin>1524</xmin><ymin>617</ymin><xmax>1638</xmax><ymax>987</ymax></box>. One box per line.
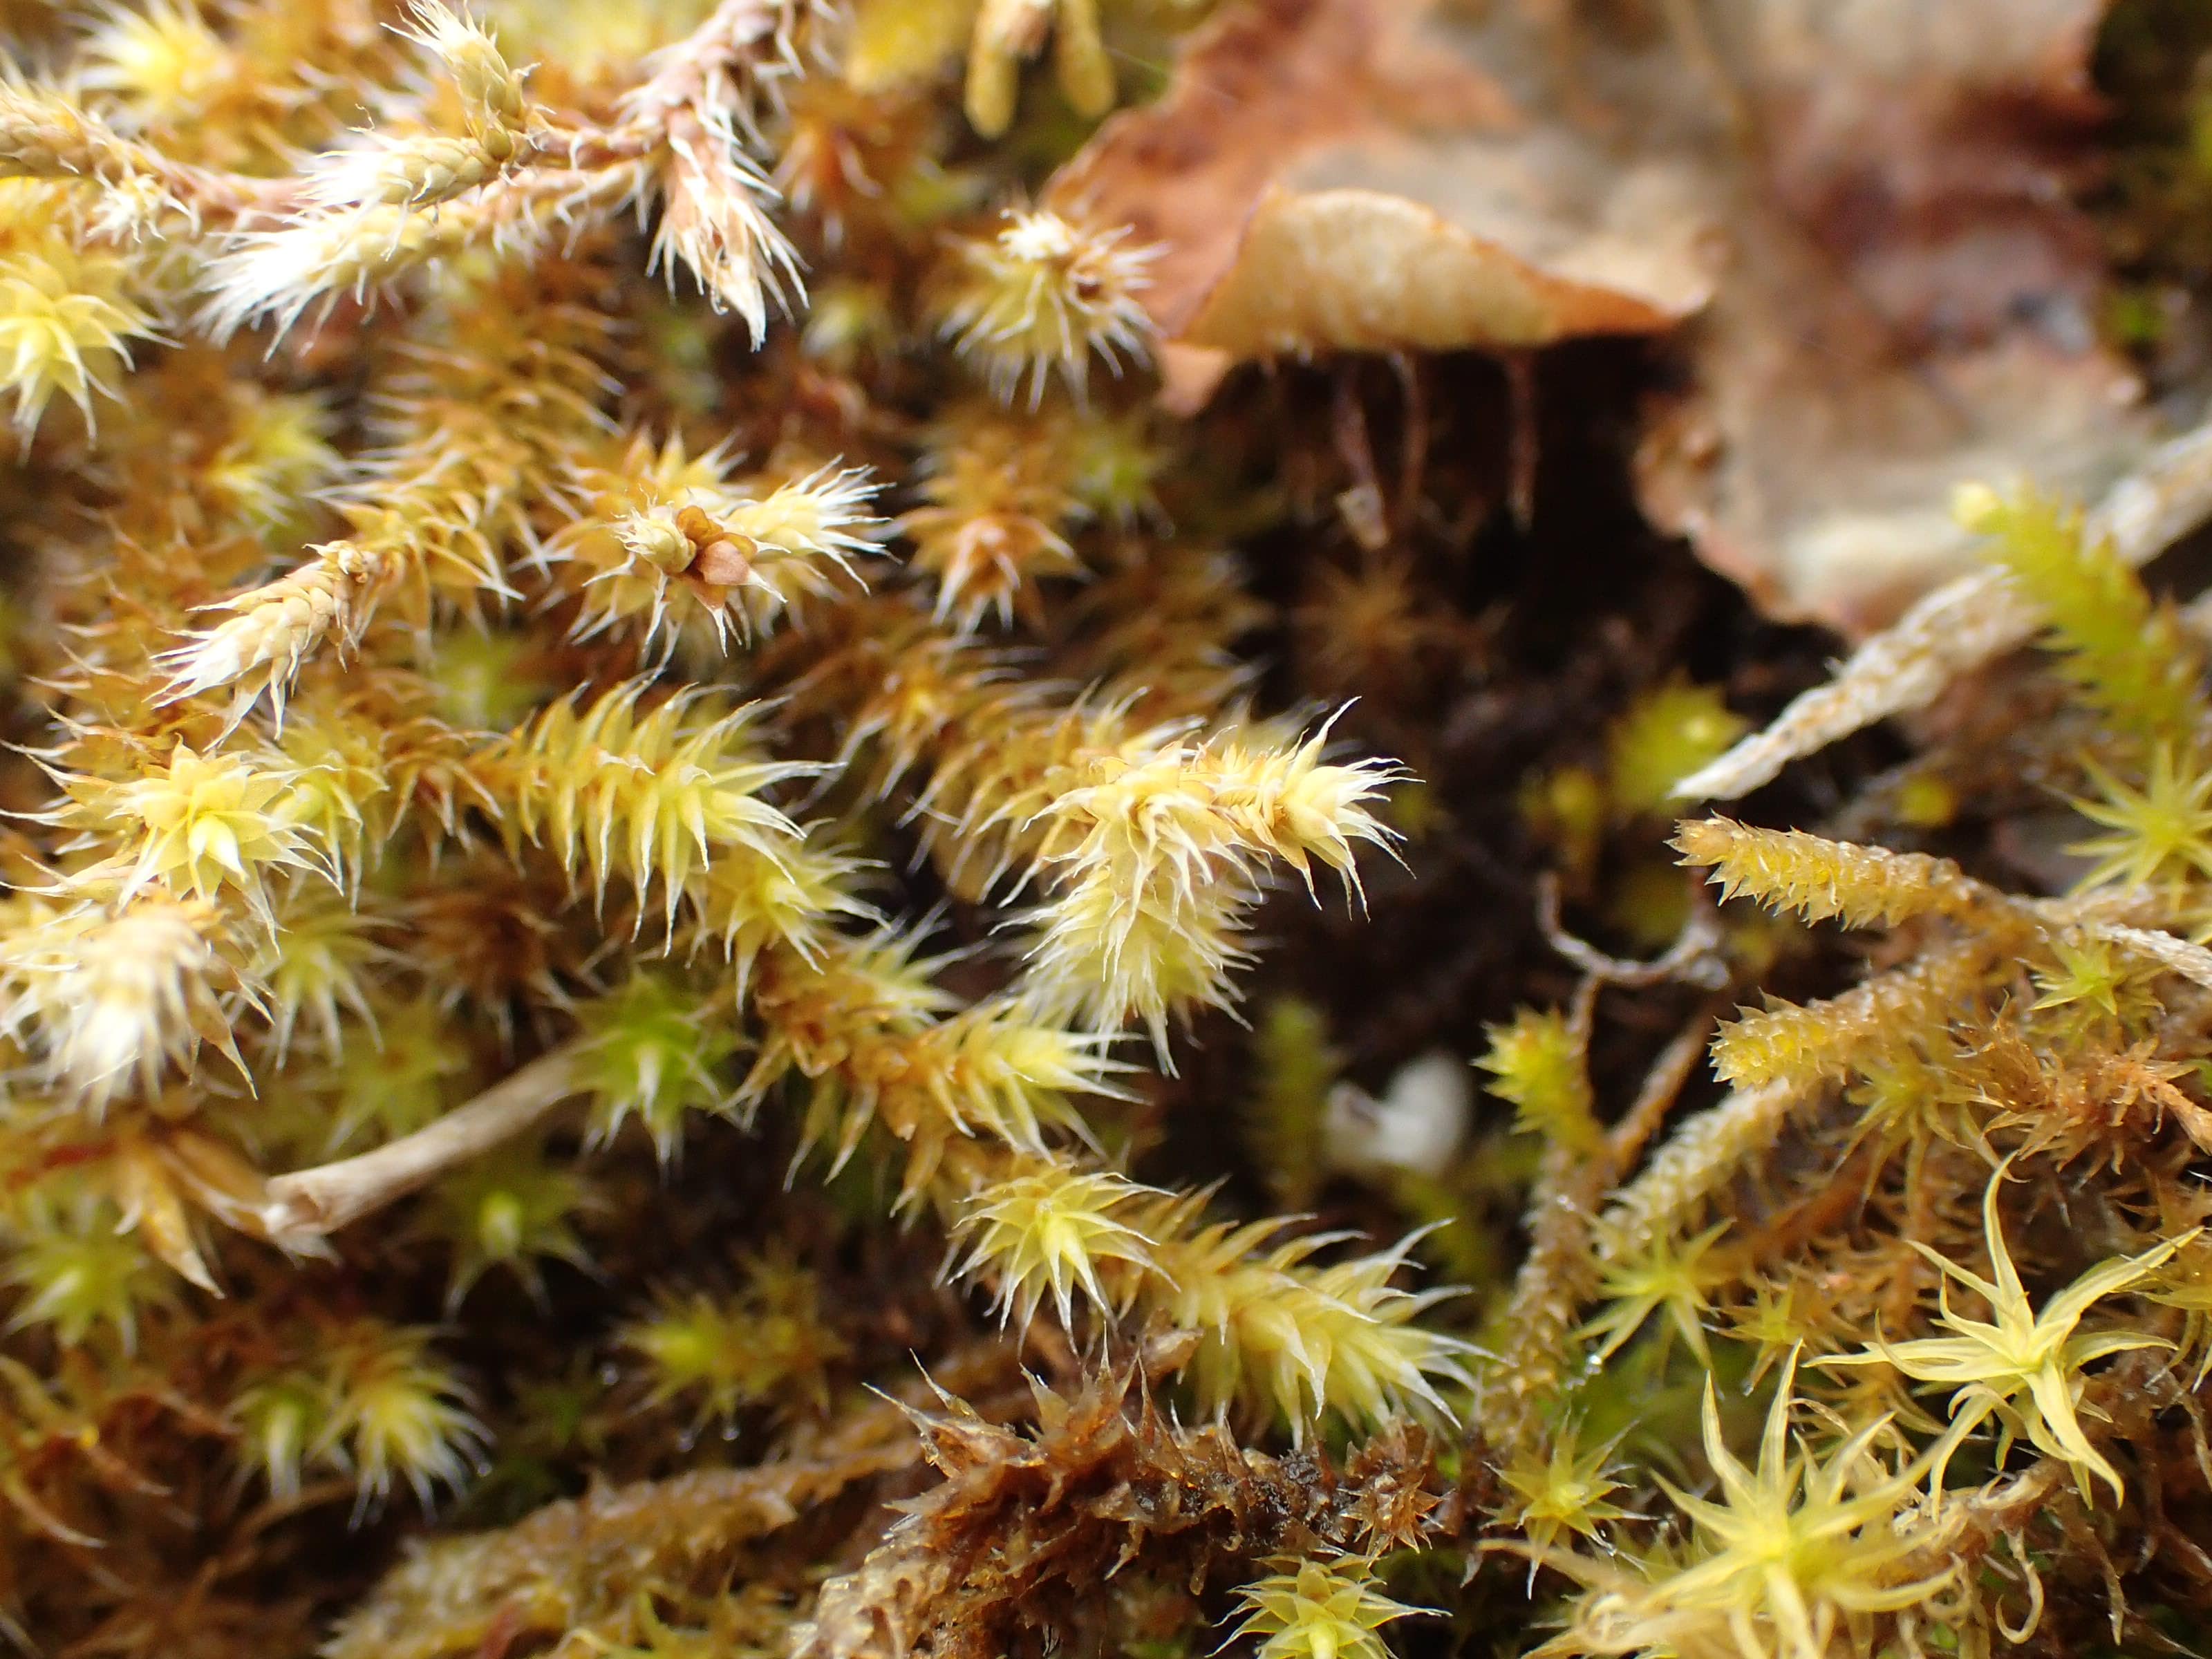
<box><xmin>0</xmin><ymin>6</ymin><xmax>2209</xmax><ymax>1659</ymax></box>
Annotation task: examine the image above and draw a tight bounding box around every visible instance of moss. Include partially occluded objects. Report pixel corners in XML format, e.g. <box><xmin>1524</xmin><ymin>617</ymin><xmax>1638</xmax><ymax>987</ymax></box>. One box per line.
<box><xmin>0</xmin><ymin>4</ymin><xmax>2209</xmax><ymax>1659</ymax></box>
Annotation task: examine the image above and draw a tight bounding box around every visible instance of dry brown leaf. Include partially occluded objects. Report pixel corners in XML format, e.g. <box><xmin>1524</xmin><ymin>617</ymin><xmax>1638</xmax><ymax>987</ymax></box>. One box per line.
<box><xmin>1049</xmin><ymin>0</ymin><xmax>1721</xmax><ymax>384</ymax></box>
<box><xmin>1635</xmin><ymin>0</ymin><xmax>2151</xmax><ymax>635</ymax></box>
<box><xmin>1061</xmin><ymin>0</ymin><xmax>2157</xmax><ymax>637</ymax></box>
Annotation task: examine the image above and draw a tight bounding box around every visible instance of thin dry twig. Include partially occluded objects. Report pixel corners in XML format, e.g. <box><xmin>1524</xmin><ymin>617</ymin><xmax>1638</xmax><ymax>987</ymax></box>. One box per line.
<box><xmin>258</xmin><ymin>1044</ymin><xmax>584</xmax><ymax>1249</ymax></box>
<box><xmin>1676</xmin><ymin>416</ymin><xmax>2212</xmax><ymax>803</ymax></box>
<box><xmin>1537</xmin><ymin>872</ymin><xmax>1728</xmax><ymax>990</ymax></box>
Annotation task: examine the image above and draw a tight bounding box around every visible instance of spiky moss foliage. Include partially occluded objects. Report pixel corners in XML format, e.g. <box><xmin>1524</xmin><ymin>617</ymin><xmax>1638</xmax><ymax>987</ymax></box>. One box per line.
<box><xmin>225</xmin><ymin>1315</ymin><xmax>488</xmax><ymax>1517</ymax></box>
<box><xmin>1022</xmin><ymin>726</ymin><xmax>1405</xmax><ymax>1051</ymax></box>
<box><xmin>3</xmin><ymin>4</ymin><xmax>2212</xmax><ymax>1659</ymax></box>
<box><xmin>422</xmin><ymin>1141</ymin><xmax>601</xmax><ymax>1310</ymax></box>
<box><xmin>486</xmin><ymin>681</ymin><xmax>818</xmax><ymax>931</ymax></box>
<box><xmin>53</xmin><ymin>738</ymin><xmax>330</xmax><ymax>921</ymax></box>
<box><xmin>0</xmin><ymin>889</ymin><xmax>253</xmax><ymax>1110</ymax></box>
<box><xmin>1496</xmin><ymin>1421</ymin><xmax>1629</xmax><ymax>1574</ymax></box>
<box><xmin>0</xmin><ymin>185</ymin><xmax>161</xmax><ymax>447</ymax></box>
<box><xmin>1604</xmin><ymin>680</ymin><xmax>1747</xmax><ymax>819</ymax></box>
<box><xmin>1958</xmin><ymin>483</ymin><xmax>2202</xmax><ymax>748</ymax></box>
<box><xmin>944</xmin><ymin>1156</ymin><xmax>1473</xmax><ymax>1438</ymax></box>
<box><xmin>571</xmin><ymin>969</ymin><xmax>744</xmax><ymax>1159</ymax></box>
<box><xmin>1</xmin><ymin>1186</ymin><xmax>176</xmax><ymax>1352</ymax></box>
<box><xmin>1225</xmin><ymin>1557</ymin><xmax>1425</xmax><ymax>1659</ymax></box>
<box><xmin>901</xmin><ymin>402</ymin><xmax>1091</xmax><ymax>631</ymax></box>
<box><xmin>845</xmin><ymin>0</ymin><xmax>1199</xmax><ymax>141</ymax></box>
<box><xmin>621</xmin><ymin>1253</ymin><xmax>850</xmax><ymax>1429</ymax></box>
<box><xmin>1445</xmin><ymin>487</ymin><xmax>2212</xmax><ymax>1658</ymax></box>
<box><xmin>1241</xmin><ymin>996</ymin><xmax>1341</xmax><ymax>1212</ymax></box>
<box><xmin>1478</xmin><ymin>1007</ymin><xmax>1598</xmax><ymax>1153</ymax></box>
<box><xmin>1132</xmin><ymin>1199</ymin><xmax>1475</xmax><ymax>1441</ymax></box>
<box><xmin>1674</xmin><ymin>819</ymin><xmax>1996</xmax><ymax>932</ymax></box>
<box><xmin>937</xmin><ymin>208</ymin><xmax>1157</xmax><ymax>406</ymax></box>
<box><xmin>539</xmin><ymin>434</ymin><xmax>883</xmax><ymax>658</ymax></box>
<box><xmin>1532</xmin><ymin>1357</ymin><xmax>1960</xmax><ymax>1659</ymax></box>
<box><xmin>949</xmin><ymin>1158</ymin><xmax>1160</xmax><ymax>1328</ymax></box>
<box><xmin>1824</xmin><ymin>1163</ymin><xmax>2193</xmax><ymax>1502</ymax></box>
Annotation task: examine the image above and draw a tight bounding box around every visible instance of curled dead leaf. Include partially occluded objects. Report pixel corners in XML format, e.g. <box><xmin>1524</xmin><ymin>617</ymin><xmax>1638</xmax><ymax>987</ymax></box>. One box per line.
<box><xmin>1050</xmin><ymin>0</ymin><xmax>1719</xmax><ymax>378</ymax></box>
<box><xmin>1640</xmin><ymin>335</ymin><xmax>2146</xmax><ymax>635</ymax></box>
<box><xmin>1062</xmin><ymin>0</ymin><xmax>2155</xmax><ymax>639</ymax></box>
<box><xmin>1629</xmin><ymin>0</ymin><xmax>2148</xmax><ymax>634</ymax></box>
<box><xmin>1179</xmin><ymin>172</ymin><xmax>1708</xmax><ymax>357</ymax></box>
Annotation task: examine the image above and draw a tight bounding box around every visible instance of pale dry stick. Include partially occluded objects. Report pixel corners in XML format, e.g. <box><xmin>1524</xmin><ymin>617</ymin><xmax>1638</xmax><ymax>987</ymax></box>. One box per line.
<box><xmin>258</xmin><ymin>1043</ymin><xmax>583</xmax><ymax>1249</ymax></box>
<box><xmin>1676</xmin><ymin>415</ymin><xmax>2212</xmax><ymax>804</ymax></box>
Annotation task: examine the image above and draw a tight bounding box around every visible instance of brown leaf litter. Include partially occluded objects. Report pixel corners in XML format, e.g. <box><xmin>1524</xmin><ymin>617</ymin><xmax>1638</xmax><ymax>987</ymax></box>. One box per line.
<box><xmin>1056</xmin><ymin>0</ymin><xmax>2161</xmax><ymax>637</ymax></box>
